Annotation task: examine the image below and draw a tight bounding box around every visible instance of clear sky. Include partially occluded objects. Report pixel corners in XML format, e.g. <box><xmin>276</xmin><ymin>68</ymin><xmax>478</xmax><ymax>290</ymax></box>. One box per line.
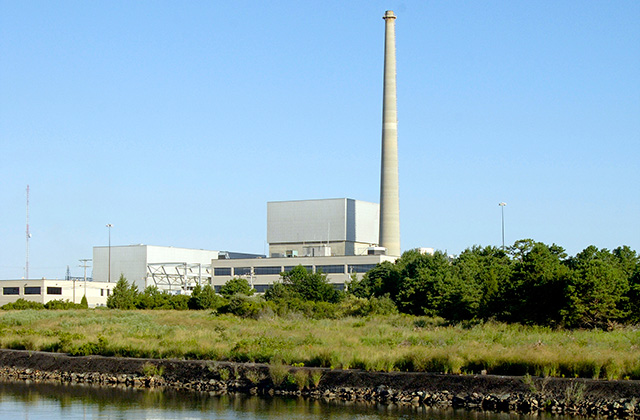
<box><xmin>1</xmin><ymin>1</ymin><xmax>638</xmax><ymax>279</ymax></box>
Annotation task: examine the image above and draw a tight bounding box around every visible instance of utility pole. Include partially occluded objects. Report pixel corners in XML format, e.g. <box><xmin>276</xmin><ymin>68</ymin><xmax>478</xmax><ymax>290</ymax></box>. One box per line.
<box><xmin>79</xmin><ymin>259</ymin><xmax>92</xmax><ymax>302</ymax></box>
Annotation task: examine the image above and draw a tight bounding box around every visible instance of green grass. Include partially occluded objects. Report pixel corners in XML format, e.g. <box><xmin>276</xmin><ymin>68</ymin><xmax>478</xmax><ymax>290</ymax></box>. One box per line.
<box><xmin>0</xmin><ymin>309</ymin><xmax>639</xmax><ymax>379</ymax></box>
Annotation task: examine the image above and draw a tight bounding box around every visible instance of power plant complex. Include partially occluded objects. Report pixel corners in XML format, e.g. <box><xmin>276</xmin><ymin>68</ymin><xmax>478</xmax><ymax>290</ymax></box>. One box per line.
<box><xmin>1</xmin><ymin>12</ymin><xmax>410</xmax><ymax>307</ymax></box>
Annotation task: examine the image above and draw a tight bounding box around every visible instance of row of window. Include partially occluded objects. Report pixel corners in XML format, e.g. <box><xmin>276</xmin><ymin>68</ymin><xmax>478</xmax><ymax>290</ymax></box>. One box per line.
<box><xmin>213</xmin><ymin>284</ymin><xmax>345</xmax><ymax>293</ymax></box>
<box><xmin>3</xmin><ymin>287</ymin><xmax>62</xmax><ymax>296</ymax></box>
<box><xmin>211</xmin><ymin>264</ymin><xmax>377</xmax><ymax>276</ymax></box>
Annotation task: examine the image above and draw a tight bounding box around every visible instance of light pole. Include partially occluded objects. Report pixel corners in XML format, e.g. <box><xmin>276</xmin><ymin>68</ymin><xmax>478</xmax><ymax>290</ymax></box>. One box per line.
<box><xmin>498</xmin><ymin>203</ymin><xmax>506</xmax><ymax>250</ymax></box>
<box><xmin>106</xmin><ymin>224</ymin><xmax>113</xmax><ymax>282</ymax></box>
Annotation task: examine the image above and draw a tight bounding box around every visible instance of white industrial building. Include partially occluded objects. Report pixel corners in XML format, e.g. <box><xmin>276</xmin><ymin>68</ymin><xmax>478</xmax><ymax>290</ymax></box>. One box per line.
<box><xmin>267</xmin><ymin>198</ymin><xmax>380</xmax><ymax>257</ymax></box>
<box><xmin>93</xmin><ymin>245</ymin><xmax>262</xmax><ymax>292</ymax></box>
<box><xmin>0</xmin><ymin>278</ymin><xmax>114</xmax><ymax>308</ymax></box>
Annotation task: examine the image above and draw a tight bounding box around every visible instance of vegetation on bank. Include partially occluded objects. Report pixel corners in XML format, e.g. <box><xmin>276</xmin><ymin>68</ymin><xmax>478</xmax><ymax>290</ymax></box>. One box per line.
<box><xmin>0</xmin><ymin>240</ymin><xmax>638</xmax><ymax>380</ymax></box>
<box><xmin>0</xmin><ymin>310</ymin><xmax>638</xmax><ymax>380</ymax></box>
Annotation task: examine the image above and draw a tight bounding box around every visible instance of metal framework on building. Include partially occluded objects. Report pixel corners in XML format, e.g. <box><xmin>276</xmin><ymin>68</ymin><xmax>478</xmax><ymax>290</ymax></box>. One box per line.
<box><xmin>147</xmin><ymin>263</ymin><xmax>211</xmax><ymax>292</ymax></box>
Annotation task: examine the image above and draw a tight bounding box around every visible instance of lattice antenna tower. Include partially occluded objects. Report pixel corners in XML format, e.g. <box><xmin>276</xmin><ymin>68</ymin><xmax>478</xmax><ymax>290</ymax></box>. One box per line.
<box><xmin>26</xmin><ymin>185</ymin><xmax>31</xmax><ymax>280</ymax></box>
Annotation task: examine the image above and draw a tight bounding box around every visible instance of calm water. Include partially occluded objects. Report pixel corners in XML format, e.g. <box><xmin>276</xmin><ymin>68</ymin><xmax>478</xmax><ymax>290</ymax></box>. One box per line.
<box><xmin>0</xmin><ymin>381</ymin><xmax>580</xmax><ymax>420</ymax></box>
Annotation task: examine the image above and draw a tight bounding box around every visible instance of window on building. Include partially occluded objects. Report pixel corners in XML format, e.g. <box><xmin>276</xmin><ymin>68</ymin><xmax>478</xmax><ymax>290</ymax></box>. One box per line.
<box><xmin>332</xmin><ymin>283</ymin><xmax>345</xmax><ymax>291</ymax></box>
<box><xmin>214</xmin><ymin>285</ymin><xmax>222</xmax><ymax>293</ymax></box>
<box><xmin>101</xmin><ymin>289</ymin><xmax>104</xmax><ymax>296</ymax></box>
<box><xmin>214</xmin><ymin>267</ymin><xmax>232</xmax><ymax>276</ymax></box>
<box><xmin>253</xmin><ymin>284</ymin><xmax>271</xmax><ymax>293</ymax></box>
<box><xmin>283</xmin><ymin>265</ymin><xmax>312</xmax><ymax>273</ymax></box>
<box><xmin>316</xmin><ymin>265</ymin><xmax>345</xmax><ymax>274</ymax></box>
<box><xmin>47</xmin><ymin>287</ymin><xmax>62</xmax><ymax>295</ymax></box>
<box><xmin>348</xmin><ymin>264</ymin><xmax>377</xmax><ymax>273</ymax></box>
<box><xmin>234</xmin><ymin>267</ymin><xmax>251</xmax><ymax>276</ymax></box>
<box><xmin>107</xmin><ymin>289</ymin><xmax>110</xmax><ymax>296</ymax></box>
<box><xmin>3</xmin><ymin>287</ymin><xmax>19</xmax><ymax>295</ymax></box>
<box><xmin>254</xmin><ymin>266</ymin><xmax>281</xmax><ymax>275</ymax></box>
<box><xmin>24</xmin><ymin>287</ymin><xmax>41</xmax><ymax>295</ymax></box>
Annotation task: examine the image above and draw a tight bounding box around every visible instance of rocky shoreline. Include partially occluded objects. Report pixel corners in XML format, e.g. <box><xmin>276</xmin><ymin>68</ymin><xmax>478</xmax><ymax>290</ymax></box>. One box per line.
<box><xmin>0</xmin><ymin>349</ymin><xmax>638</xmax><ymax>418</ymax></box>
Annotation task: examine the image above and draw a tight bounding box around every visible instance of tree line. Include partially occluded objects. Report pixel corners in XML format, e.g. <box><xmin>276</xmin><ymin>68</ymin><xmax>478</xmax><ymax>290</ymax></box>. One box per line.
<box><xmin>350</xmin><ymin>240</ymin><xmax>639</xmax><ymax>328</ymax></box>
<box><xmin>103</xmin><ymin>239</ymin><xmax>639</xmax><ymax>328</ymax></box>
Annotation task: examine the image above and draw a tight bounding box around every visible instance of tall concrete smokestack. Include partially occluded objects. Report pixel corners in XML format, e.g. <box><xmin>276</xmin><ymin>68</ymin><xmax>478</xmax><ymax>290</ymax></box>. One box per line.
<box><xmin>379</xmin><ymin>10</ymin><xmax>401</xmax><ymax>256</ymax></box>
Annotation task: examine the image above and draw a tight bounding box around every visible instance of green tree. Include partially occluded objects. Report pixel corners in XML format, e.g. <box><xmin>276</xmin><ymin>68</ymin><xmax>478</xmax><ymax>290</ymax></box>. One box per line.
<box><xmin>106</xmin><ymin>275</ymin><xmax>138</xmax><ymax>309</ymax></box>
<box><xmin>506</xmin><ymin>242</ymin><xmax>571</xmax><ymax>325</ymax></box>
<box><xmin>347</xmin><ymin>261</ymin><xmax>400</xmax><ymax>299</ymax></box>
<box><xmin>219</xmin><ymin>277</ymin><xmax>254</xmax><ymax>298</ymax></box>
<box><xmin>80</xmin><ymin>295</ymin><xmax>88</xmax><ymax>308</ymax></box>
<box><xmin>188</xmin><ymin>284</ymin><xmax>224</xmax><ymax>310</ymax></box>
<box><xmin>449</xmin><ymin>245</ymin><xmax>512</xmax><ymax>321</ymax></box>
<box><xmin>284</xmin><ymin>265</ymin><xmax>341</xmax><ymax>303</ymax></box>
<box><xmin>562</xmin><ymin>246</ymin><xmax>630</xmax><ymax>328</ymax></box>
<box><xmin>395</xmin><ymin>250</ymin><xmax>453</xmax><ymax>316</ymax></box>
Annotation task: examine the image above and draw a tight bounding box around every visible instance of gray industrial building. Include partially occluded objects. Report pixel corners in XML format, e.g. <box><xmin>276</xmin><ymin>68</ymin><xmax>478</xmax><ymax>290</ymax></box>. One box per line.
<box><xmin>267</xmin><ymin>198</ymin><xmax>379</xmax><ymax>258</ymax></box>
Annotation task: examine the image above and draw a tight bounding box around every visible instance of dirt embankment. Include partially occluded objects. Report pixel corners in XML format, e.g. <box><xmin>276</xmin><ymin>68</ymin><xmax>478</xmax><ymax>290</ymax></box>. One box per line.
<box><xmin>0</xmin><ymin>349</ymin><xmax>638</xmax><ymax>418</ymax></box>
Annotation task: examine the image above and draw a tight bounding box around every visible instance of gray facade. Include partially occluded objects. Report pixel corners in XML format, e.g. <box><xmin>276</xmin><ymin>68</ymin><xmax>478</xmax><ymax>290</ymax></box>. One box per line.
<box><xmin>267</xmin><ymin>198</ymin><xmax>379</xmax><ymax>257</ymax></box>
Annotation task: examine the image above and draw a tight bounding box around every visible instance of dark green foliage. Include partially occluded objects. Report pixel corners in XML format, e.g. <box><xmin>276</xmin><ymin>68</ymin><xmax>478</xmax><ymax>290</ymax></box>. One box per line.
<box><xmin>626</xmin><ymin>266</ymin><xmax>640</xmax><ymax>323</ymax></box>
<box><xmin>562</xmin><ymin>246</ymin><xmax>630</xmax><ymax>328</ymax></box>
<box><xmin>80</xmin><ymin>295</ymin><xmax>88</xmax><ymax>308</ymax></box>
<box><xmin>395</xmin><ymin>250</ymin><xmax>453</xmax><ymax>316</ymax></box>
<box><xmin>452</xmin><ymin>246</ymin><xmax>512</xmax><ymax>320</ymax></box>
<box><xmin>219</xmin><ymin>277</ymin><xmax>254</xmax><ymax>298</ymax></box>
<box><xmin>1</xmin><ymin>298</ymin><xmax>45</xmax><ymax>310</ymax></box>
<box><xmin>218</xmin><ymin>294</ymin><xmax>272</xmax><ymax>319</ymax></box>
<box><xmin>266</xmin><ymin>265</ymin><xmax>341</xmax><ymax>304</ymax></box>
<box><xmin>348</xmin><ymin>241</ymin><xmax>638</xmax><ymax>328</ymax></box>
<box><xmin>506</xmin><ymin>242</ymin><xmax>571</xmax><ymax>325</ymax></box>
<box><xmin>188</xmin><ymin>284</ymin><xmax>225</xmax><ymax>310</ymax></box>
<box><xmin>337</xmin><ymin>295</ymin><xmax>398</xmax><ymax>317</ymax></box>
<box><xmin>348</xmin><ymin>261</ymin><xmax>400</xmax><ymax>299</ymax></box>
<box><xmin>106</xmin><ymin>275</ymin><xmax>138</xmax><ymax>309</ymax></box>
<box><xmin>44</xmin><ymin>299</ymin><xmax>85</xmax><ymax>310</ymax></box>
<box><xmin>135</xmin><ymin>286</ymin><xmax>190</xmax><ymax>310</ymax></box>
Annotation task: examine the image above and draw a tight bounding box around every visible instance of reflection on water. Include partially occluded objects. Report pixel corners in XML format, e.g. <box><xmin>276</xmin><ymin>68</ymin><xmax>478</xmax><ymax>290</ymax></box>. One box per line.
<box><xmin>0</xmin><ymin>381</ymin><xmax>581</xmax><ymax>420</ymax></box>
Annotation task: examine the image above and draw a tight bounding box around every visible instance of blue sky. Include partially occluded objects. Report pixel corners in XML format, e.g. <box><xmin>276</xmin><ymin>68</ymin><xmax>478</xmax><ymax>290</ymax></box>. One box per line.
<box><xmin>1</xmin><ymin>1</ymin><xmax>638</xmax><ymax>279</ymax></box>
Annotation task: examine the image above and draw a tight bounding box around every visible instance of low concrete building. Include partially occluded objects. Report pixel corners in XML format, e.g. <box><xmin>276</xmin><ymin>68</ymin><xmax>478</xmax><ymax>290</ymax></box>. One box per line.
<box><xmin>0</xmin><ymin>279</ymin><xmax>114</xmax><ymax>308</ymax></box>
<box><xmin>209</xmin><ymin>254</ymin><xmax>396</xmax><ymax>292</ymax></box>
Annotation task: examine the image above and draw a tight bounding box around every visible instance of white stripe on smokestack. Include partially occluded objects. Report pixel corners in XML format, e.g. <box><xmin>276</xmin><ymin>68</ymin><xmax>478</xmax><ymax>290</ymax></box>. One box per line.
<box><xmin>379</xmin><ymin>10</ymin><xmax>401</xmax><ymax>256</ymax></box>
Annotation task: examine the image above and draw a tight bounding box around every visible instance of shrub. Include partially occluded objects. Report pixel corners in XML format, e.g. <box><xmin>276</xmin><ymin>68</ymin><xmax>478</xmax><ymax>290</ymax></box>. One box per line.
<box><xmin>188</xmin><ymin>285</ymin><xmax>225</xmax><ymax>310</ymax></box>
<box><xmin>337</xmin><ymin>295</ymin><xmax>398</xmax><ymax>317</ymax></box>
<box><xmin>219</xmin><ymin>278</ymin><xmax>254</xmax><ymax>298</ymax></box>
<box><xmin>1</xmin><ymin>299</ymin><xmax>45</xmax><ymax>310</ymax></box>
<box><xmin>107</xmin><ymin>275</ymin><xmax>138</xmax><ymax>309</ymax></box>
<box><xmin>219</xmin><ymin>295</ymin><xmax>271</xmax><ymax>319</ymax></box>
<box><xmin>269</xmin><ymin>359</ymin><xmax>289</xmax><ymax>387</ymax></box>
<box><xmin>44</xmin><ymin>299</ymin><xmax>83</xmax><ymax>310</ymax></box>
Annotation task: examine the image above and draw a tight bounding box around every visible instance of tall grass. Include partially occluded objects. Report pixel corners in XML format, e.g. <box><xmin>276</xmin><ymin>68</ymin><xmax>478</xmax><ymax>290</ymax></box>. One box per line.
<box><xmin>0</xmin><ymin>310</ymin><xmax>639</xmax><ymax>379</ymax></box>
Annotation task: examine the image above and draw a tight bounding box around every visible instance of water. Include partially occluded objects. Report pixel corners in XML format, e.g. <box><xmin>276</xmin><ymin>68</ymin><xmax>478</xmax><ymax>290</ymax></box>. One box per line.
<box><xmin>0</xmin><ymin>381</ymin><xmax>580</xmax><ymax>420</ymax></box>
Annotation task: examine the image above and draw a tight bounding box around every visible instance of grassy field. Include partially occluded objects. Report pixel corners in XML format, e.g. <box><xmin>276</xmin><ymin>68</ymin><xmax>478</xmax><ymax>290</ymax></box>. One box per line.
<box><xmin>1</xmin><ymin>309</ymin><xmax>639</xmax><ymax>380</ymax></box>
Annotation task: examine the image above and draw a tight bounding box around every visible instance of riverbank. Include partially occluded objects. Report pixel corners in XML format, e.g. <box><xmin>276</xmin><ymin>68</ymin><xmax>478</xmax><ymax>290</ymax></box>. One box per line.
<box><xmin>1</xmin><ymin>349</ymin><xmax>638</xmax><ymax>418</ymax></box>
<box><xmin>2</xmin><ymin>310</ymin><xmax>639</xmax><ymax>380</ymax></box>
